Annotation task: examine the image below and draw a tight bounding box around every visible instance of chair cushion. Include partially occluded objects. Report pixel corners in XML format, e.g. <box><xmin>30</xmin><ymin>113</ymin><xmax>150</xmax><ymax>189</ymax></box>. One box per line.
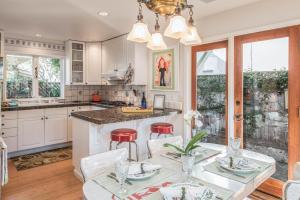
<box><xmin>151</xmin><ymin>123</ymin><xmax>173</xmax><ymax>134</ymax></box>
<box><xmin>111</xmin><ymin>129</ymin><xmax>137</xmax><ymax>142</ymax></box>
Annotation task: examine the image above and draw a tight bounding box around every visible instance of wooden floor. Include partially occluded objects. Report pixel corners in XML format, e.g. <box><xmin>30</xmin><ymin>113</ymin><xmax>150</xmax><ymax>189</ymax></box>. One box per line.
<box><xmin>2</xmin><ymin>159</ymin><xmax>280</xmax><ymax>200</ymax></box>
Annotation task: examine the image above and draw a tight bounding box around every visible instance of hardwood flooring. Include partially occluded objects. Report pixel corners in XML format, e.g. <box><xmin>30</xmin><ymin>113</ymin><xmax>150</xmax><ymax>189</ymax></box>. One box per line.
<box><xmin>2</xmin><ymin>159</ymin><xmax>281</xmax><ymax>200</ymax></box>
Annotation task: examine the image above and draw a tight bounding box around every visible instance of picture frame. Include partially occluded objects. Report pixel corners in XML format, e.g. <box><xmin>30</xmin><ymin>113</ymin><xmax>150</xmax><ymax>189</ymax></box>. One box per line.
<box><xmin>153</xmin><ymin>94</ymin><xmax>165</xmax><ymax>110</ymax></box>
<box><xmin>150</xmin><ymin>45</ymin><xmax>179</xmax><ymax>91</ymax></box>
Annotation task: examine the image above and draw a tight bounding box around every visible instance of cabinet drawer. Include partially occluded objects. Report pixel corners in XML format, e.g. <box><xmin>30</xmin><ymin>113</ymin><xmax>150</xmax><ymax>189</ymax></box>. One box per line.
<box><xmin>2</xmin><ymin>119</ymin><xmax>18</xmax><ymax>128</ymax></box>
<box><xmin>18</xmin><ymin>109</ymin><xmax>44</xmax><ymax>119</ymax></box>
<box><xmin>1</xmin><ymin>111</ymin><xmax>18</xmax><ymax>120</ymax></box>
<box><xmin>45</xmin><ymin>108</ymin><xmax>68</xmax><ymax>116</ymax></box>
<box><xmin>3</xmin><ymin>137</ymin><xmax>18</xmax><ymax>153</ymax></box>
<box><xmin>1</xmin><ymin>128</ymin><xmax>18</xmax><ymax>138</ymax></box>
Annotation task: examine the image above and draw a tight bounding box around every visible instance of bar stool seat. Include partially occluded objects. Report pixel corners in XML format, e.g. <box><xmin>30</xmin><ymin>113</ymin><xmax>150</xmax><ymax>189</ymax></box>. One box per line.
<box><xmin>150</xmin><ymin>123</ymin><xmax>173</xmax><ymax>138</ymax></box>
<box><xmin>111</xmin><ymin>129</ymin><xmax>137</xmax><ymax>142</ymax></box>
<box><xmin>110</xmin><ymin>128</ymin><xmax>138</xmax><ymax>161</ymax></box>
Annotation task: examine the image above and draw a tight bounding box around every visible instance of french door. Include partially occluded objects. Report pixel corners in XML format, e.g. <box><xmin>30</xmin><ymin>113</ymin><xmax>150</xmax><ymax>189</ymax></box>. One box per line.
<box><xmin>192</xmin><ymin>41</ymin><xmax>228</xmax><ymax>144</ymax></box>
<box><xmin>234</xmin><ymin>26</ymin><xmax>300</xmax><ymax>196</ymax></box>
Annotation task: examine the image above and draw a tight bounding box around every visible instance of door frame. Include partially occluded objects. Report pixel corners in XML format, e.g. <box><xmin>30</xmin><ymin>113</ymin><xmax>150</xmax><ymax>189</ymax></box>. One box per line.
<box><xmin>191</xmin><ymin>40</ymin><xmax>229</xmax><ymax>142</ymax></box>
<box><xmin>234</xmin><ymin>25</ymin><xmax>300</xmax><ymax>197</ymax></box>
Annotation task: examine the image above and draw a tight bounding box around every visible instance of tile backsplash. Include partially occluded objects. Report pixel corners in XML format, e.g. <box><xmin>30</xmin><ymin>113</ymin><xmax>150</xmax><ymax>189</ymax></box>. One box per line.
<box><xmin>64</xmin><ymin>85</ymin><xmax>146</xmax><ymax>106</ymax></box>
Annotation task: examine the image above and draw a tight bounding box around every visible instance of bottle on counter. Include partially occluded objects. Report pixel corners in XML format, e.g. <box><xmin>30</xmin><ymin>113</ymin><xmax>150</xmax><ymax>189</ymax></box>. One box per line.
<box><xmin>141</xmin><ymin>92</ymin><xmax>147</xmax><ymax>109</ymax></box>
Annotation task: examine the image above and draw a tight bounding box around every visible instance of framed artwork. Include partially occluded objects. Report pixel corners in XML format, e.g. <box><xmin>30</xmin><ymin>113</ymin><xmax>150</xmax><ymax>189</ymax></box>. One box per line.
<box><xmin>151</xmin><ymin>48</ymin><xmax>176</xmax><ymax>91</ymax></box>
<box><xmin>153</xmin><ymin>94</ymin><xmax>165</xmax><ymax>110</ymax></box>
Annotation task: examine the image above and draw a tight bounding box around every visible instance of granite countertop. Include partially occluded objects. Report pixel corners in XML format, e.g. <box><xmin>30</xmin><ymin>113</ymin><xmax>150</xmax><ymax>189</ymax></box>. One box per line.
<box><xmin>71</xmin><ymin>107</ymin><xmax>181</xmax><ymax>125</ymax></box>
<box><xmin>1</xmin><ymin>102</ymin><xmax>114</xmax><ymax>111</ymax></box>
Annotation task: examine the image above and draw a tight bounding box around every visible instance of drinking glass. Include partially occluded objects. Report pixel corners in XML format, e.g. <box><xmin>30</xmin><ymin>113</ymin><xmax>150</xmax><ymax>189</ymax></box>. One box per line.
<box><xmin>228</xmin><ymin>137</ymin><xmax>241</xmax><ymax>157</ymax></box>
<box><xmin>115</xmin><ymin>160</ymin><xmax>129</xmax><ymax>195</ymax></box>
<box><xmin>181</xmin><ymin>155</ymin><xmax>195</xmax><ymax>181</ymax></box>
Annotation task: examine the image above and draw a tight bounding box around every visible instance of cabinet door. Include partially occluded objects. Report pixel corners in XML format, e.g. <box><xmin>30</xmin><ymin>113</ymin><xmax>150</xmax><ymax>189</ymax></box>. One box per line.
<box><xmin>86</xmin><ymin>42</ymin><xmax>102</xmax><ymax>85</ymax></box>
<box><xmin>102</xmin><ymin>36</ymin><xmax>125</xmax><ymax>74</ymax></box>
<box><xmin>45</xmin><ymin>114</ymin><xmax>68</xmax><ymax>145</ymax></box>
<box><xmin>67</xmin><ymin>107</ymin><xmax>78</xmax><ymax>141</ymax></box>
<box><xmin>18</xmin><ymin>117</ymin><xmax>45</xmax><ymax>150</ymax></box>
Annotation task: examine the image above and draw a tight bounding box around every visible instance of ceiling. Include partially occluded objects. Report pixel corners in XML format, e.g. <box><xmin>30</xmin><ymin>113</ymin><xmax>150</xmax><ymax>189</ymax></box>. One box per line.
<box><xmin>0</xmin><ymin>0</ymin><xmax>262</xmax><ymax>42</ymax></box>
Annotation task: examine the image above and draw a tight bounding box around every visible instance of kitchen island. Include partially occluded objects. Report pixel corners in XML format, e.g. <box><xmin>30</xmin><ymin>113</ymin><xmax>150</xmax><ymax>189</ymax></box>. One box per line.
<box><xmin>71</xmin><ymin>107</ymin><xmax>182</xmax><ymax>180</ymax></box>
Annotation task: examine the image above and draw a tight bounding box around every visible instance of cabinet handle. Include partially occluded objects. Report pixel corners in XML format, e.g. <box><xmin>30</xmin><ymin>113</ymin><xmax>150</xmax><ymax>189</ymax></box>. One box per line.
<box><xmin>45</xmin><ymin>117</ymin><xmax>48</xmax><ymax>120</ymax></box>
<box><xmin>1</xmin><ymin>114</ymin><xmax>4</xmax><ymax>117</ymax></box>
<box><xmin>1</xmin><ymin>132</ymin><xmax>4</xmax><ymax>135</ymax></box>
<box><xmin>41</xmin><ymin>117</ymin><xmax>44</xmax><ymax>120</ymax></box>
<box><xmin>1</xmin><ymin>123</ymin><xmax>4</xmax><ymax>126</ymax></box>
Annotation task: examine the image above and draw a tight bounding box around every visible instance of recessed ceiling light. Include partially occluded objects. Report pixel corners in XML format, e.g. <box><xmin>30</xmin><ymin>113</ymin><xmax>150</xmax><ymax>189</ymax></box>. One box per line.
<box><xmin>97</xmin><ymin>11</ymin><xmax>109</xmax><ymax>16</ymax></box>
<box><xmin>35</xmin><ymin>33</ymin><xmax>42</xmax><ymax>37</ymax></box>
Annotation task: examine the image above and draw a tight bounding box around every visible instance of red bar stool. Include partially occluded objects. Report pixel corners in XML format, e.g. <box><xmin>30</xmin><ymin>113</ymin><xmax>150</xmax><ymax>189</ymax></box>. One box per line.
<box><xmin>109</xmin><ymin>128</ymin><xmax>138</xmax><ymax>161</ymax></box>
<box><xmin>150</xmin><ymin>122</ymin><xmax>174</xmax><ymax>139</ymax></box>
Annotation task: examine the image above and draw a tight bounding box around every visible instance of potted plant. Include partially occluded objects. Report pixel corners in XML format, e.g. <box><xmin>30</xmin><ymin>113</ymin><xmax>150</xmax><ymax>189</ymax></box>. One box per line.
<box><xmin>163</xmin><ymin>131</ymin><xmax>207</xmax><ymax>178</ymax></box>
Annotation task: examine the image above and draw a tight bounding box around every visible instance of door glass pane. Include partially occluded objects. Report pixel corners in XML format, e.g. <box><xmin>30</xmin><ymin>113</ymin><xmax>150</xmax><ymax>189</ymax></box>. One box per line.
<box><xmin>38</xmin><ymin>57</ymin><xmax>62</xmax><ymax>97</ymax></box>
<box><xmin>6</xmin><ymin>55</ymin><xmax>33</xmax><ymax>99</ymax></box>
<box><xmin>243</xmin><ymin>37</ymin><xmax>288</xmax><ymax>181</ymax></box>
<box><xmin>196</xmin><ymin>48</ymin><xmax>227</xmax><ymax>144</ymax></box>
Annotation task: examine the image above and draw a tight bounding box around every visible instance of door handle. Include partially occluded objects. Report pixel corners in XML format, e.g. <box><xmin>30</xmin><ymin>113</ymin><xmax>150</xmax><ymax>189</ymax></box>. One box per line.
<box><xmin>234</xmin><ymin>114</ymin><xmax>243</xmax><ymax>121</ymax></box>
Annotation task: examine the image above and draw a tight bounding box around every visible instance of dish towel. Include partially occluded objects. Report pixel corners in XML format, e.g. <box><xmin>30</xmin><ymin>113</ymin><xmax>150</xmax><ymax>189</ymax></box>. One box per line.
<box><xmin>0</xmin><ymin>137</ymin><xmax>8</xmax><ymax>186</ymax></box>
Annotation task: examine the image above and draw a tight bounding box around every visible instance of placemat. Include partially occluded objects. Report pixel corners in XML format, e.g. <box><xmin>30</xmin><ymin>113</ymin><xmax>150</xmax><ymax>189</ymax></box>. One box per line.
<box><xmin>203</xmin><ymin>157</ymin><xmax>273</xmax><ymax>184</ymax></box>
<box><xmin>161</xmin><ymin>147</ymin><xmax>221</xmax><ymax>164</ymax></box>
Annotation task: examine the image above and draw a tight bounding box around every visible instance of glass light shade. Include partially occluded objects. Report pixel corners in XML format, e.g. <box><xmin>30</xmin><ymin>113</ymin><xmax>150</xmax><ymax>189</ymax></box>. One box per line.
<box><xmin>164</xmin><ymin>15</ymin><xmax>188</xmax><ymax>39</ymax></box>
<box><xmin>147</xmin><ymin>32</ymin><xmax>167</xmax><ymax>50</ymax></box>
<box><xmin>180</xmin><ymin>25</ymin><xmax>202</xmax><ymax>45</ymax></box>
<box><xmin>127</xmin><ymin>22</ymin><xmax>151</xmax><ymax>43</ymax></box>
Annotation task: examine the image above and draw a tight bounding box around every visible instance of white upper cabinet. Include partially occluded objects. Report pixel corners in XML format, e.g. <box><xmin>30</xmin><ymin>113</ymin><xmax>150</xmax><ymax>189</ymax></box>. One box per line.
<box><xmin>85</xmin><ymin>42</ymin><xmax>102</xmax><ymax>85</ymax></box>
<box><xmin>101</xmin><ymin>34</ymin><xmax>147</xmax><ymax>85</ymax></box>
<box><xmin>65</xmin><ymin>41</ymin><xmax>86</xmax><ymax>85</ymax></box>
<box><xmin>0</xmin><ymin>31</ymin><xmax>4</xmax><ymax>57</ymax></box>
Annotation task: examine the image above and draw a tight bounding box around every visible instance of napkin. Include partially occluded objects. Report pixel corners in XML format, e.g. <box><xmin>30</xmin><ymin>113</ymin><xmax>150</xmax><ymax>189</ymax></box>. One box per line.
<box><xmin>216</xmin><ymin>157</ymin><xmax>259</xmax><ymax>170</ymax></box>
<box><xmin>128</xmin><ymin>163</ymin><xmax>161</xmax><ymax>175</ymax></box>
<box><xmin>160</xmin><ymin>184</ymin><xmax>215</xmax><ymax>200</ymax></box>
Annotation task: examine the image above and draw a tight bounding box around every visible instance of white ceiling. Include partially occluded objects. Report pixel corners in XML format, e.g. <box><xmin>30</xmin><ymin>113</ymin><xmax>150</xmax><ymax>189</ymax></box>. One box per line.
<box><xmin>0</xmin><ymin>0</ymin><xmax>262</xmax><ymax>42</ymax></box>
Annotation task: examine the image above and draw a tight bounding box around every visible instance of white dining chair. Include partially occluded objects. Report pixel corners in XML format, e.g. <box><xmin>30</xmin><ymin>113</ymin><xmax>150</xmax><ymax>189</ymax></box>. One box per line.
<box><xmin>148</xmin><ymin>136</ymin><xmax>183</xmax><ymax>158</ymax></box>
<box><xmin>80</xmin><ymin>148</ymin><xmax>128</xmax><ymax>182</ymax></box>
<box><xmin>283</xmin><ymin>162</ymin><xmax>300</xmax><ymax>200</ymax></box>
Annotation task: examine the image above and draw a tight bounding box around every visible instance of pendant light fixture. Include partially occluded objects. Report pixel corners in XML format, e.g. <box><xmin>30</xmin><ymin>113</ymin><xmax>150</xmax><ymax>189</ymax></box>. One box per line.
<box><xmin>164</xmin><ymin>2</ymin><xmax>188</xmax><ymax>39</ymax></box>
<box><xmin>127</xmin><ymin>1</ymin><xmax>151</xmax><ymax>43</ymax></box>
<box><xmin>180</xmin><ymin>6</ymin><xmax>202</xmax><ymax>45</ymax></box>
<box><xmin>147</xmin><ymin>13</ymin><xmax>167</xmax><ymax>50</ymax></box>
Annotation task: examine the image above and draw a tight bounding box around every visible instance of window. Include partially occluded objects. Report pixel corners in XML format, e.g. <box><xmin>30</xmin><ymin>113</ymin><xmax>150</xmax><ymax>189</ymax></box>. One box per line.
<box><xmin>6</xmin><ymin>54</ymin><xmax>63</xmax><ymax>99</ymax></box>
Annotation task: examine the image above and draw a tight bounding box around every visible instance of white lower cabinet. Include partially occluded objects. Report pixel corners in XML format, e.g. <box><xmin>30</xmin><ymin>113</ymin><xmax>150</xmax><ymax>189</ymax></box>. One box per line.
<box><xmin>67</xmin><ymin>107</ymin><xmax>78</xmax><ymax>142</ymax></box>
<box><xmin>18</xmin><ymin>117</ymin><xmax>45</xmax><ymax>150</ymax></box>
<box><xmin>45</xmin><ymin>114</ymin><xmax>68</xmax><ymax>145</ymax></box>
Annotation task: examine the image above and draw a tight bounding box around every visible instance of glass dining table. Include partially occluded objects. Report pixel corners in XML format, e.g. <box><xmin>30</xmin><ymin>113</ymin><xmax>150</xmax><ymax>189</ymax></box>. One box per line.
<box><xmin>82</xmin><ymin>143</ymin><xmax>276</xmax><ymax>200</ymax></box>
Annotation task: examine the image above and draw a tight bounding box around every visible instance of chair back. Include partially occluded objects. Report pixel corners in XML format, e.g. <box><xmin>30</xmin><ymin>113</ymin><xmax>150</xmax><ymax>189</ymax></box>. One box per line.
<box><xmin>148</xmin><ymin>136</ymin><xmax>183</xmax><ymax>158</ymax></box>
<box><xmin>80</xmin><ymin>148</ymin><xmax>128</xmax><ymax>182</ymax></box>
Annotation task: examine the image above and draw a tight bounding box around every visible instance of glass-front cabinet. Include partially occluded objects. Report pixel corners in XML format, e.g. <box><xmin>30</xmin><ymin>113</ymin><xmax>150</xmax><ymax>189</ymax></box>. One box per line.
<box><xmin>65</xmin><ymin>40</ymin><xmax>85</xmax><ymax>85</ymax></box>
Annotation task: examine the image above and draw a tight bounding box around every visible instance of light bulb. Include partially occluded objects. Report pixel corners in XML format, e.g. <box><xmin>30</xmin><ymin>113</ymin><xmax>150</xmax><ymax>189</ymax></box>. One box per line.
<box><xmin>127</xmin><ymin>22</ymin><xmax>151</xmax><ymax>43</ymax></box>
<box><xmin>180</xmin><ymin>25</ymin><xmax>202</xmax><ymax>45</ymax></box>
<box><xmin>147</xmin><ymin>32</ymin><xmax>167</xmax><ymax>50</ymax></box>
<box><xmin>164</xmin><ymin>15</ymin><xmax>188</xmax><ymax>39</ymax></box>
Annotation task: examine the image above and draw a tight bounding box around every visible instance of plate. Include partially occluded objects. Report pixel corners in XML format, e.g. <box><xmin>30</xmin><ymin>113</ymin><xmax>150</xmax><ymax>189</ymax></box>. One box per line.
<box><xmin>160</xmin><ymin>183</ymin><xmax>216</xmax><ymax>200</ymax></box>
<box><xmin>216</xmin><ymin>157</ymin><xmax>260</xmax><ymax>174</ymax></box>
<box><xmin>127</xmin><ymin>162</ymin><xmax>160</xmax><ymax>180</ymax></box>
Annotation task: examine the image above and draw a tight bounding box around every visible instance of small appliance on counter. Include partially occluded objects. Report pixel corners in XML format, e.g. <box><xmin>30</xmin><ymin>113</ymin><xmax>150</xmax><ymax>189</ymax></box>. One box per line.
<box><xmin>92</xmin><ymin>92</ymin><xmax>101</xmax><ymax>102</ymax></box>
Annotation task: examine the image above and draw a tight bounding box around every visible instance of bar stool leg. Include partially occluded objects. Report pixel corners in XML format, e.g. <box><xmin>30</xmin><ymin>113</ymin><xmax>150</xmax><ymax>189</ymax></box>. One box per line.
<box><xmin>116</xmin><ymin>142</ymin><xmax>122</xmax><ymax>149</ymax></box>
<box><xmin>128</xmin><ymin>142</ymin><xmax>132</xmax><ymax>161</ymax></box>
<box><xmin>150</xmin><ymin>132</ymin><xmax>153</xmax><ymax>139</ymax></box>
<box><xmin>133</xmin><ymin>141</ymin><xmax>139</xmax><ymax>161</ymax></box>
<box><xmin>109</xmin><ymin>141</ymin><xmax>113</xmax><ymax>150</ymax></box>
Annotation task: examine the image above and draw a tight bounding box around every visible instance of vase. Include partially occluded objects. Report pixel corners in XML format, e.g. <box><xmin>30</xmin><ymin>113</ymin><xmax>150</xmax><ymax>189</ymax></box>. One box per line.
<box><xmin>181</xmin><ymin>155</ymin><xmax>195</xmax><ymax>181</ymax></box>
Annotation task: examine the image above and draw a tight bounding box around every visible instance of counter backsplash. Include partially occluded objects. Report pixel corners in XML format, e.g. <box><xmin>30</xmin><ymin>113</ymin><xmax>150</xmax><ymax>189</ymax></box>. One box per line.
<box><xmin>64</xmin><ymin>85</ymin><xmax>182</xmax><ymax>110</ymax></box>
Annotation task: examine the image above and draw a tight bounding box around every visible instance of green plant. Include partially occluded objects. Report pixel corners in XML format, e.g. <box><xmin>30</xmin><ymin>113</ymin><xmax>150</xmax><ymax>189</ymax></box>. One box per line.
<box><xmin>163</xmin><ymin>131</ymin><xmax>207</xmax><ymax>156</ymax></box>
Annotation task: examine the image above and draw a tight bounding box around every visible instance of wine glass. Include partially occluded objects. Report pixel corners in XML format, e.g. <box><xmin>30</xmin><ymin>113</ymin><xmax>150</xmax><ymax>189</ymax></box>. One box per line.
<box><xmin>115</xmin><ymin>160</ymin><xmax>129</xmax><ymax>195</ymax></box>
<box><xmin>228</xmin><ymin>137</ymin><xmax>241</xmax><ymax>157</ymax></box>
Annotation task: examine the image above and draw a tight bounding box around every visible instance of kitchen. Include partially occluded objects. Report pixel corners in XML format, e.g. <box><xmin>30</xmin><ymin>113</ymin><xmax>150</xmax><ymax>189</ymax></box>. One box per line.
<box><xmin>1</xmin><ymin>0</ymin><xmax>300</xmax><ymax>200</ymax></box>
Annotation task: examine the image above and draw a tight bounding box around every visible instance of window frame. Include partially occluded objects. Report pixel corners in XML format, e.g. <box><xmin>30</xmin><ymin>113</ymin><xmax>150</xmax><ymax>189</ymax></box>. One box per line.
<box><xmin>4</xmin><ymin>51</ymin><xmax>65</xmax><ymax>101</ymax></box>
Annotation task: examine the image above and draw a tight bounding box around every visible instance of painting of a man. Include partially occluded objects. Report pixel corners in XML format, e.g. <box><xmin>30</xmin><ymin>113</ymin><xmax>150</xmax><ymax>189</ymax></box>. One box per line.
<box><xmin>152</xmin><ymin>49</ymin><xmax>175</xmax><ymax>90</ymax></box>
